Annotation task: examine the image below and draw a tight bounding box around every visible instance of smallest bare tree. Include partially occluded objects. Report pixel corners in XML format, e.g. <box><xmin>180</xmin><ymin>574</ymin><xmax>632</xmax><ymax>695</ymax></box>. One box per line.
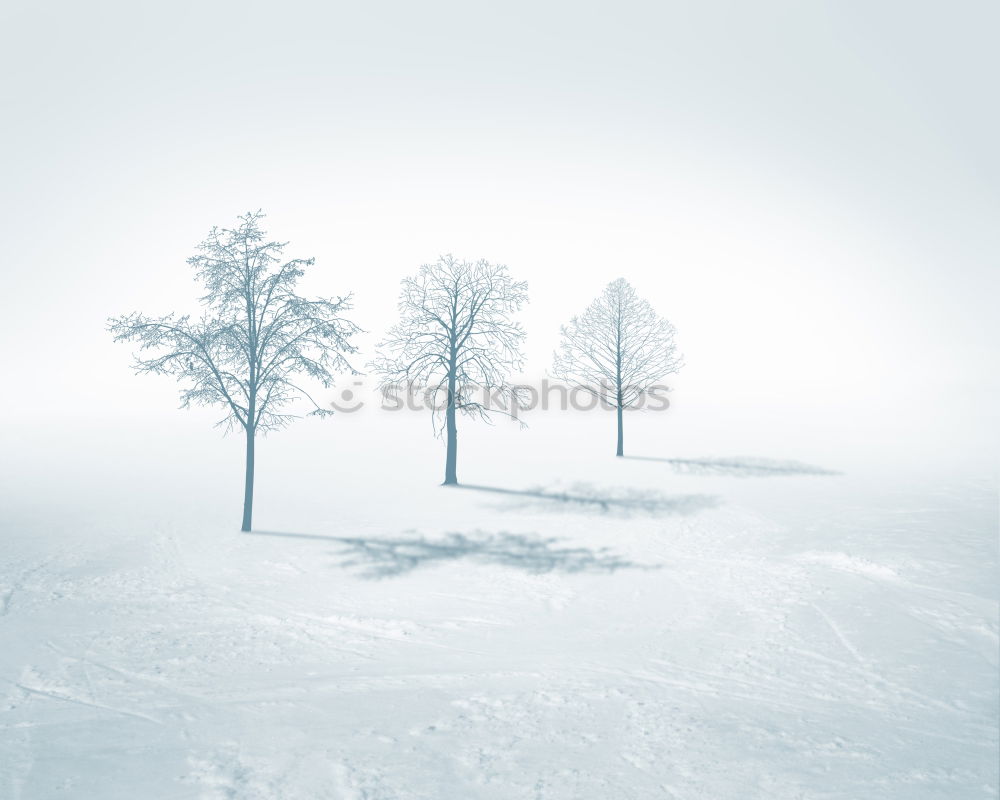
<box><xmin>553</xmin><ymin>278</ymin><xmax>682</xmax><ymax>457</ymax></box>
<box><xmin>109</xmin><ymin>212</ymin><xmax>360</xmax><ymax>531</ymax></box>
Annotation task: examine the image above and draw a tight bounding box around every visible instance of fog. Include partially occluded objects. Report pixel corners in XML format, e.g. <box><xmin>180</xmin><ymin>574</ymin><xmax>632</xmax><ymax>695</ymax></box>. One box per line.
<box><xmin>1</xmin><ymin>1</ymin><xmax>996</xmax><ymax>462</ymax></box>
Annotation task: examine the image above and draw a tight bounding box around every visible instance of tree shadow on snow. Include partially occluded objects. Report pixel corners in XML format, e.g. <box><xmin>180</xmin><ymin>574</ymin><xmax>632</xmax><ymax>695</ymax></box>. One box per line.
<box><xmin>248</xmin><ymin>529</ymin><xmax>655</xmax><ymax>578</ymax></box>
<box><xmin>624</xmin><ymin>456</ymin><xmax>840</xmax><ymax>477</ymax></box>
<box><xmin>456</xmin><ymin>482</ymin><xmax>719</xmax><ymax>517</ymax></box>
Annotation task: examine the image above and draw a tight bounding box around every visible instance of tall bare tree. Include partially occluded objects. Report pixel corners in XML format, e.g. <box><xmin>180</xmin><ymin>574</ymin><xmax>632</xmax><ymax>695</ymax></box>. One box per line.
<box><xmin>553</xmin><ymin>278</ymin><xmax>682</xmax><ymax>457</ymax></box>
<box><xmin>109</xmin><ymin>211</ymin><xmax>360</xmax><ymax>531</ymax></box>
<box><xmin>372</xmin><ymin>255</ymin><xmax>528</xmax><ymax>485</ymax></box>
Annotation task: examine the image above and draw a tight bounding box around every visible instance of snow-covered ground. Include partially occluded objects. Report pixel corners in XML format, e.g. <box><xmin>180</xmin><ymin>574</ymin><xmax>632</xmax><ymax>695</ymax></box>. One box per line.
<box><xmin>0</xmin><ymin>410</ymin><xmax>996</xmax><ymax>799</ymax></box>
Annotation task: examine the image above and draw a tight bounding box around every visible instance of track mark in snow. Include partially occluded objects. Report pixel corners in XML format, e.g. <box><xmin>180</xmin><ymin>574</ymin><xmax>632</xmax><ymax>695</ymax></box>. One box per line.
<box><xmin>8</xmin><ymin>678</ymin><xmax>162</xmax><ymax>725</ymax></box>
<box><xmin>810</xmin><ymin>603</ymin><xmax>867</xmax><ymax>667</ymax></box>
<box><xmin>786</xmin><ymin>646</ymin><xmax>957</xmax><ymax>713</ymax></box>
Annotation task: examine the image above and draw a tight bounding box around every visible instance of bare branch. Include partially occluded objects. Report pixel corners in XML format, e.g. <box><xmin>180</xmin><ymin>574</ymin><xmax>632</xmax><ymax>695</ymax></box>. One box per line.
<box><xmin>552</xmin><ymin>278</ymin><xmax>683</xmax><ymax>410</ymax></box>
<box><xmin>370</xmin><ymin>255</ymin><xmax>528</xmax><ymax>437</ymax></box>
<box><xmin>109</xmin><ymin>212</ymin><xmax>362</xmax><ymax>435</ymax></box>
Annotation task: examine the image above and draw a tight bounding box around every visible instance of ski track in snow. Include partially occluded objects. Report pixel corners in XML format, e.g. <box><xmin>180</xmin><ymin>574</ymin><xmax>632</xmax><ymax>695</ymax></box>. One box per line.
<box><xmin>0</xmin><ymin>469</ymin><xmax>996</xmax><ymax>799</ymax></box>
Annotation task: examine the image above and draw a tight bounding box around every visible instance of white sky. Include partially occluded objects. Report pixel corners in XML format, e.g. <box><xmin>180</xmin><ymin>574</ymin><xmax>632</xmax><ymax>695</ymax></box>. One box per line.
<box><xmin>1</xmin><ymin>1</ymin><xmax>996</xmax><ymax>449</ymax></box>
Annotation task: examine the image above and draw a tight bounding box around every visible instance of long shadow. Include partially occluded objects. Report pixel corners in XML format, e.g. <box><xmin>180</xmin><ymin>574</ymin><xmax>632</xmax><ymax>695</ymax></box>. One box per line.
<box><xmin>624</xmin><ymin>456</ymin><xmax>840</xmax><ymax>477</ymax></box>
<box><xmin>248</xmin><ymin>529</ymin><xmax>655</xmax><ymax>578</ymax></box>
<box><xmin>457</xmin><ymin>483</ymin><xmax>719</xmax><ymax>517</ymax></box>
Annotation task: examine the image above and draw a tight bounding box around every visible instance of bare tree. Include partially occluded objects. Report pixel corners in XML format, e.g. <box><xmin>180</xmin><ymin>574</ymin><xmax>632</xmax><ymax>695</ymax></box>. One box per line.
<box><xmin>371</xmin><ymin>255</ymin><xmax>528</xmax><ymax>485</ymax></box>
<box><xmin>553</xmin><ymin>278</ymin><xmax>682</xmax><ymax>457</ymax></box>
<box><xmin>109</xmin><ymin>211</ymin><xmax>360</xmax><ymax>531</ymax></box>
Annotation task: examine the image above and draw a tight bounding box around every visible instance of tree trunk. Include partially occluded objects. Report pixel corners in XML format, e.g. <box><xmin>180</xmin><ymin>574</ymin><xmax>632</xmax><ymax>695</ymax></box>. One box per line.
<box><xmin>444</xmin><ymin>400</ymin><xmax>458</xmax><ymax>485</ymax></box>
<box><xmin>615</xmin><ymin>325</ymin><xmax>624</xmax><ymax>457</ymax></box>
<box><xmin>616</xmin><ymin>405</ymin><xmax>624</xmax><ymax>457</ymax></box>
<box><xmin>241</xmin><ymin>426</ymin><xmax>255</xmax><ymax>531</ymax></box>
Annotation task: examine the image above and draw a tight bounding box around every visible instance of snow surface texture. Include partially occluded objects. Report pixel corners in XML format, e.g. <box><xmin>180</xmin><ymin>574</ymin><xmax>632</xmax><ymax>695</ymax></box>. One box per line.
<box><xmin>0</xmin><ymin>415</ymin><xmax>996</xmax><ymax>799</ymax></box>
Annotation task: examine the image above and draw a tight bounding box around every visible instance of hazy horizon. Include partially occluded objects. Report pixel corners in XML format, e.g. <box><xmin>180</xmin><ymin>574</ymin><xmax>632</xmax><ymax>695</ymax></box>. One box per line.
<box><xmin>1</xmin><ymin>1</ymin><xmax>996</xmax><ymax>454</ymax></box>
